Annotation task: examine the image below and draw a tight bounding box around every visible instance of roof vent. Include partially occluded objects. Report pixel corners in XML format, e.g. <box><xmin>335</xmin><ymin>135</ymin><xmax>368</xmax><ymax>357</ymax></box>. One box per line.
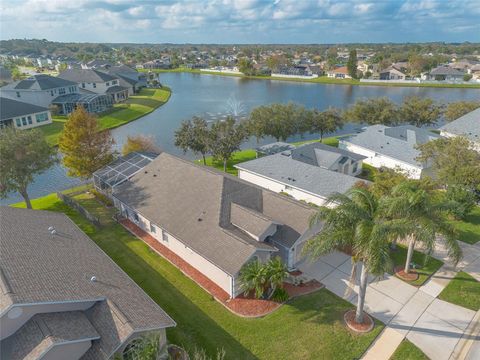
<box><xmin>48</xmin><ymin>226</ymin><xmax>57</xmax><ymax>235</ymax></box>
<box><xmin>144</xmin><ymin>171</ymin><xmax>148</xmax><ymax>174</ymax></box>
<box><xmin>90</xmin><ymin>276</ymin><xmax>97</xmax><ymax>283</ymax></box>
<box><xmin>153</xmin><ymin>174</ymin><xmax>157</xmax><ymax>177</ymax></box>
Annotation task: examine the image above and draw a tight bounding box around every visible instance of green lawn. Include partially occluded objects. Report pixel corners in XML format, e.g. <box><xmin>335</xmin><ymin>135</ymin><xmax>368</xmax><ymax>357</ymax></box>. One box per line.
<box><xmin>199</xmin><ymin>135</ymin><xmax>347</xmax><ymax>176</ymax></box>
<box><xmin>141</xmin><ymin>69</ymin><xmax>480</xmax><ymax>89</ymax></box>
<box><xmin>13</xmin><ymin>192</ymin><xmax>384</xmax><ymax>359</ymax></box>
<box><xmin>438</xmin><ymin>271</ymin><xmax>480</xmax><ymax>311</ymax></box>
<box><xmin>451</xmin><ymin>206</ymin><xmax>480</xmax><ymax>244</ymax></box>
<box><xmin>389</xmin><ymin>245</ymin><xmax>444</xmax><ymax>286</ymax></box>
<box><xmin>390</xmin><ymin>340</ymin><xmax>429</xmax><ymax>360</ymax></box>
<box><xmin>38</xmin><ymin>87</ymin><xmax>171</xmax><ymax>146</ymax></box>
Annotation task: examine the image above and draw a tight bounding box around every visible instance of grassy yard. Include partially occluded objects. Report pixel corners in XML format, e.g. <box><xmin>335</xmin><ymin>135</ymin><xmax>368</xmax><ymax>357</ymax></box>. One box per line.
<box><xmin>389</xmin><ymin>245</ymin><xmax>444</xmax><ymax>286</ymax></box>
<box><xmin>451</xmin><ymin>206</ymin><xmax>480</xmax><ymax>245</ymax></box>
<box><xmin>13</xmin><ymin>192</ymin><xmax>384</xmax><ymax>359</ymax></box>
<box><xmin>390</xmin><ymin>340</ymin><xmax>429</xmax><ymax>360</ymax></box>
<box><xmin>438</xmin><ymin>271</ymin><xmax>480</xmax><ymax>311</ymax></box>
<box><xmin>198</xmin><ymin>135</ymin><xmax>347</xmax><ymax>176</ymax></box>
<box><xmin>38</xmin><ymin>87</ymin><xmax>171</xmax><ymax>146</ymax></box>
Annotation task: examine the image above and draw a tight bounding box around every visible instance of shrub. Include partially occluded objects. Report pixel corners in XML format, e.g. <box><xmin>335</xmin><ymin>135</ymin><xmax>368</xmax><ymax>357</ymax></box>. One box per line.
<box><xmin>271</xmin><ymin>288</ymin><xmax>289</xmax><ymax>303</ymax></box>
<box><xmin>446</xmin><ymin>185</ymin><xmax>476</xmax><ymax>220</ymax></box>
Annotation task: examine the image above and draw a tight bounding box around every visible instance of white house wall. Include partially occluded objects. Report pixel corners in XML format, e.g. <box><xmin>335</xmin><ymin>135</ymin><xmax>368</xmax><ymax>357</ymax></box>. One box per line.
<box><xmin>238</xmin><ymin>169</ymin><xmax>328</xmax><ymax>206</ymax></box>
<box><xmin>119</xmin><ymin>205</ymin><xmax>234</xmax><ymax>297</ymax></box>
<box><xmin>339</xmin><ymin>141</ymin><xmax>423</xmax><ymax>179</ymax></box>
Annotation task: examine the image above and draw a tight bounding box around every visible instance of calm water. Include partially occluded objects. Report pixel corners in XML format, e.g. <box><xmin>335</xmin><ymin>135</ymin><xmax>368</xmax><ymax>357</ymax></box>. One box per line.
<box><xmin>3</xmin><ymin>73</ymin><xmax>480</xmax><ymax>204</ymax></box>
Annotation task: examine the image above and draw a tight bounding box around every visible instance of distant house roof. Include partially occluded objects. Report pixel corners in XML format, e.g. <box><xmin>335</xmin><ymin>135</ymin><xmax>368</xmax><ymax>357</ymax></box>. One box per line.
<box><xmin>256</xmin><ymin>142</ymin><xmax>296</xmax><ymax>156</ymax></box>
<box><xmin>429</xmin><ymin>66</ymin><xmax>465</xmax><ymax>76</ymax></box>
<box><xmin>1</xmin><ymin>74</ymin><xmax>76</xmax><ymax>91</ymax></box>
<box><xmin>291</xmin><ymin>142</ymin><xmax>366</xmax><ymax>169</ymax></box>
<box><xmin>341</xmin><ymin>125</ymin><xmax>440</xmax><ymax>166</ymax></box>
<box><xmin>440</xmin><ymin>107</ymin><xmax>480</xmax><ymax>143</ymax></box>
<box><xmin>330</xmin><ymin>66</ymin><xmax>348</xmax><ymax>74</ymax></box>
<box><xmin>0</xmin><ymin>97</ymin><xmax>48</xmax><ymax>120</ymax></box>
<box><xmin>113</xmin><ymin>153</ymin><xmax>316</xmax><ymax>274</ymax></box>
<box><xmin>105</xmin><ymin>85</ymin><xmax>129</xmax><ymax>93</ymax></box>
<box><xmin>58</xmin><ymin>69</ymin><xmax>117</xmax><ymax>83</ymax></box>
<box><xmin>0</xmin><ymin>206</ymin><xmax>175</xmax><ymax>358</ymax></box>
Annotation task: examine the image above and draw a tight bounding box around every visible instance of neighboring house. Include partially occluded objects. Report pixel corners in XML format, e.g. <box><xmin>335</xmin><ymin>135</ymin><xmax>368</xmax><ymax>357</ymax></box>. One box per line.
<box><xmin>326</xmin><ymin>66</ymin><xmax>351</xmax><ymax>79</ymax></box>
<box><xmin>272</xmin><ymin>65</ymin><xmax>318</xmax><ymax>78</ymax></box>
<box><xmin>93</xmin><ymin>152</ymin><xmax>159</xmax><ymax>196</ymax></box>
<box><xmin>81</xmin><ymin>60</ymin><xmax>113</xmax><ymax>70</ymax></box>
<box><xmin>470</xmin><ymin>64</ymin><xmax>480</xmax><ymax>80</ymax></box>
<box><xmin>440</xmin><ymin>107</ymin><xmax>480</xmax><ymax>150</ymax></box>
<box><xmin>58</xmin><ymin>69</ymin><xmax>130</xmax><ymax>103</ymax></box>
<box><xmin>0</xmin><ymin>74</ymin><xmax>78</xmax><ymax>108</ymax></box>
<box><xmin>111</xmin><ymin>153</ymin><xmax>319</xmax><ymax>298</ymax></box>
<box><xmin>0</xmin><ymin>207</ymin><xmax>175</xmax><ymax>360</ymax></box>
<box><xmin>423</xmin><ymin>66</ymin><xmax>465</xmax><ymax>81</ymax></box>
<box><xmin>0</xmin><ymin>97</ymin><xmax>52</xmax><ymax>130</ymax></box>
<box><xmin>339</xmin><ymin>125</ymin><xmax>440</xmax><ymax>179</ymax></box>
<box><xmin>235</xmin><ymin>143</ymin><xmax>365</xmax><ymax>207</ymax></box>
<box><xmin>379</xmin><ymin>66</ymin><xmax>407</xmax><ymax>80</ymax></box>
<box><xmin>256</xmin><ymin>142</ymin><xmax>297</xmax><ymax>157</ymax></box>
<box><xmin>105</xmin><ymin>65</ymin><xmax>147</xmax><ymax>93</ymax></box>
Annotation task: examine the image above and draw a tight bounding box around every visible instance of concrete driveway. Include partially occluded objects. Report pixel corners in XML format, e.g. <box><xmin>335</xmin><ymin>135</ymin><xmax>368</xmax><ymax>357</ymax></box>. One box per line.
<box><xmin>298</xmin><ymin>252</ymin><xmax>478</xmax><ymax>360</ymax></box>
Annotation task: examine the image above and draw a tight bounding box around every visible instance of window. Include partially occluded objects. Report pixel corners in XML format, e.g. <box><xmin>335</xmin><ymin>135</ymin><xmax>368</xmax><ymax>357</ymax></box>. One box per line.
<box><xmin>16</xmin><ymin>118</ymin><xmax>21</xmax><ymax>127</ymax></box>
<box><xmin>133</xmin><ymin>212</ymin><xmax>139</xmax><ymax>222</ymax></box>
<box><xmin>82</xmin><ymin>83</ymin><xmax>85</xmax><ymax>88</ymax></box>
<box><xmin>150</xmin><ymin>223</ymin><xmax>156</xmax><ymax>233</ymax></box>
<box><xmin>352</xmin><ymin>163</ymin><xmax>358</xmax><ymax>173</ymax></box>
<box><xmin>35</xmin><ymin>112</ymin><xmax>49</xmax><ymax>123</ymax></box>
<box><xmin>51</xmin><ymin>90</ymin><xmax>54</xmax><ymax>96</ymax></box>
<box><xmin>162</xmin><ymin>231</ymin><xmax>168</xmax><ymax>242</ymax></box>
<box><xmin>93</xmin><ymin>83</ymin><xmax>96</xmax><ymax>88</ymax></box>
<box><xmin>285</xmin><ymin>185</ymin><xmax>293</xmax><ymax>190</ymax></box>
<box><xmin>16</xmin><ymin>91</ymin><xmax>20</xmax><ymax>98</ymax></box>
<box><xmin>112</xmin><ymin>80</ymin><xmax>117</xmax><ymax>85</ymax></box>
<box><xmin>27</xmin><ymin>116</ymin><xmax>32</xmax><ymax>124</ymax></box>
<box><xmin>58</xmin><ymin>87</ymin><xmax>66</xmax><ymax>95</ymax></box>
<box><xmin>22</xmin><ymin>117</ymin><xmax>27</xmax><ymax>126</ymax></box>
<box><xmin>106</xmin><ymin>82</ymin><xmax>109</xmax><ymax>86</ymax></box>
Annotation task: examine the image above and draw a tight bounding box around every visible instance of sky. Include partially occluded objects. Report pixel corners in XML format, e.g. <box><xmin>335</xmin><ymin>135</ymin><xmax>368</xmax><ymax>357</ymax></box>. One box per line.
<box><xmin>1</xmin><ymin>0</ymin><xmax>479</xmax><ymax>44</ymax></box>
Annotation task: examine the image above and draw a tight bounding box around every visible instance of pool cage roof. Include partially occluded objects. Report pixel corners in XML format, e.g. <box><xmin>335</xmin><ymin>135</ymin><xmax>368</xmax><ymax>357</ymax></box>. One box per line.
<box><xmin>93</xmin><ymin>152</ymin><xmax>158</xmax><ymax>190</ymax></box>
<box><xmin>52</xmin><ymin>93</ymin><xmax>110</xmax><ymax>104</ymax></box>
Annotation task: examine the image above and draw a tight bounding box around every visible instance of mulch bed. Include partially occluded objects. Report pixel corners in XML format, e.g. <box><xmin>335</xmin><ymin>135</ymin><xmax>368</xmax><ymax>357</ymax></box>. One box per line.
<box><xmin>120</xmin><ymin>218</ymin><xmax>324</xmax><ymax>318</ymax></box>
<box><xmin>344</xmin><ymin>310</ymin><xmax>374</xmax><ymax>333</ymax></box>
<box><xmin>394</xmin><ymin>266</ymin><xmax>419</xmax><ymax>281</ymax></box>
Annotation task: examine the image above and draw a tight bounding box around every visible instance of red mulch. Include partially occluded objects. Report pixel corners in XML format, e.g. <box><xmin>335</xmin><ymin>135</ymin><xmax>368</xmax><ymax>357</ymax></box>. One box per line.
<box><xmin>344</xmin><ymin>310</ymin><xmax>374</xmax><ymax>333</ymax></box>
<box><xmin>119</xmin><ymin>218</ymin><xmax>323</xmax><ymax>317</ymax></box>
<box><xmin>394</xmin><ymin>266</ymin><xmax>419</xmax><ymax>281</ymax></box>
<box><xmin>289</xmin><ymin>269</ymin><xmax>303</xmax><ymax>276</ymax></box>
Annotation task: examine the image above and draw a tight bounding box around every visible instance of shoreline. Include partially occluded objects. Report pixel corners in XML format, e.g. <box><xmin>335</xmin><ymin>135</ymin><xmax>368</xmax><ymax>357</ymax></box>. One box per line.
<box><xmin>141</xmin><ymin>68</ymin><xmax>480</xmax><ymax>89</ymax></box>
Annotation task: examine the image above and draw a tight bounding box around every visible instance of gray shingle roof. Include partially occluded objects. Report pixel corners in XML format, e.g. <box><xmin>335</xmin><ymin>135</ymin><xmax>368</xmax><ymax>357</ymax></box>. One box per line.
<box><xmin>113</xmin><ymin>153</ymin><xmax>316</xmax><ymax>273</ymax></box>
<box><xmin>230</xmin><ymin>203</ymin><xmax>274</xmax><ymax>239</ymax></box>
<box><xmin>340</xmin><ymin>125</ymin><xmax>440</xmax><ymax>166</ymax></box>
<box><xmin>429</xmin><ymin>66</ymin><xmax>465</xmax><ymax>76</ymax></box>
<box><xmin>0</xmin><ymin>206</ymin><xmax>175</xmax><ymax>358</ymax></box>
<box><xmin>0</xmin><ymin>97</ymin><xmax>48</xmax><ymax>120</ymax></box>
<box><xmin>1</xmin><ymin>74</ymin><xmax>76</xmax><ymax>90</ymax></box>
<box><xmin>235</xmin><ymin>153</ymin><xmax>363</xmax><ymax>199</ymax></box>
<box><xmin>440</xmin><ymin>107</ymin><xmax>480</xmax><ymax>143</ymax></box>
<box><xmin>291</xmin><ymin>142</ymin><xmax>366</xmax><ymax>169</ymax></box>
<box><xmin>1</xmin><ymin>312</ymin><xmax>100</xmax><ymax>360</ymax></box>
<box><xmin>58</xmin><ymin>69</ymin><xmax>117</xmax><ymax>83</ymax></box>
<box><xmin>105</xmin><ymin>85</ymin><xmax>129</xmax><ymax>93</ymax></box>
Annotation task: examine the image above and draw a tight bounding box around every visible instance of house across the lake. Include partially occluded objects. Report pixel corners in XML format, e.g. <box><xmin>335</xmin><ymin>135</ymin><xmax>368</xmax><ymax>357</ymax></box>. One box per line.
<box><xmin>326</xmin><ymin>66</ymin><xmax>351</xmax><ymax>79</ymax></box>
<box><xmin>0</xmin><ymin>207</ymin><xmax>175</xmax><ymax>360</ymax></box>
<box><xmin>236</xmin><ymin>142</ymin><xmax>366</xmax><ymax>207</ymax></box>
<box><xmin>0</xmin><ymin>97</ymin><xmax>52</xmax><ymax>130</ymax></box>
<box><xmin>111</xmin><ymin>152</ymin><xmax>320</xmax><ymax>299</ymax></box>
<box><xmin>339</xmin><ymin>125</ymin><xmax>440</xmax><ymax>179</ymax></box>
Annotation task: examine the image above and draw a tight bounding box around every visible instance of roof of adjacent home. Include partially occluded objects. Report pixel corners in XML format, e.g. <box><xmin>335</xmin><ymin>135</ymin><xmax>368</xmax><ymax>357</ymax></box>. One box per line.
<box><xmin>58</xmin><ymin>69</ymin><xmax>117</xmax><ymax>83</ymax></box>
<box><xmin>440</xmin><ymin>107</ymin><xmax>480</xmax><ymax>143</ymax></box>
<box><xmin>113</xmin><ymin>153</ymin><xmax>317</xmax><ymax>275</ymax></box>
<box><xmin>1</xmin><ymin>74</ymin><xmax>76</xmax><ymax>91</ymax></box>
<box><xmin>340</xmin><ymin>125</ymin><xmax>440</xmax><ymax>166</ymax></box>
<box><xmin>290</xmin><ymin>142</ymin><xmax>366</xmax><ymax>169</ymax></box>
<box><xmin>429</xmin><ymin>66</ymin><xmax>465</xmax><ymax>76</ymax></box>
<box><xmin>235</xmin><ymin>153</ymin><xmax>364</xmax><ymax>200</ymax></box>
<box><xmin>0</xmin><ymin>97</ymin><xmax>48</xmax><ymax>120</ymax></box>
<box><xmin>0</xmin><ymin>206</ymin><xmax>175</xmax><ymax>359</ymax></box>
<box><xmin>105</xmin><ymin>85</ymin><xmax>129</xmax><ymax>93</ymax></box>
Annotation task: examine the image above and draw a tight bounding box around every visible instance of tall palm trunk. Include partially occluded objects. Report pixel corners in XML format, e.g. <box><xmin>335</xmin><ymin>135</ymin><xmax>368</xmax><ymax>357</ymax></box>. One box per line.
<box><xmin>355</xmin><ymin>262</ymin><xmax>368</xmax><ymax>323</ymax></box>
<box><xmin>405</xmin><ymin>235</ymin><xmax>416</xmax><ymax>274</ymax></box>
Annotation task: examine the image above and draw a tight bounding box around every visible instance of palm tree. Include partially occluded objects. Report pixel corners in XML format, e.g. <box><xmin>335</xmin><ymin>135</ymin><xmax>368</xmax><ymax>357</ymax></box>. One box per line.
<box><xmin>239</xmin><ymin>259</ymin><xmax>267</xmax><ymax>299</ymax></box>
<box><xmin>305</xmin><ymin>186</ymin><xmax>400</xmax><ymax>324</ymax></box>
<box><xmin>384</xmin><ymin>181</ymin><xmax>462</xmax><ymax>274</ymax></box>
<box><xmin>265</xmin><ymin>256</ymin><xmax>288</xmax><ymax>298</ymax></box>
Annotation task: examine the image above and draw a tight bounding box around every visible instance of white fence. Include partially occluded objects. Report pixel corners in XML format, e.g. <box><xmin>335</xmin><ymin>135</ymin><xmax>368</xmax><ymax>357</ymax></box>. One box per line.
<box><xmin>360</xmin><ymin>78</ymin><xmax>479</xmax><ymax>85</ymax></box>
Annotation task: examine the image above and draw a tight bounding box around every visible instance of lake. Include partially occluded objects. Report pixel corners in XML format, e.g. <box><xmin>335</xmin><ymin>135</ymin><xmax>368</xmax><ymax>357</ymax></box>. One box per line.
<box><xmin>3</xmin><ymin>73</ymin><xmax>480</xmax><ymax>204</ymax></box>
